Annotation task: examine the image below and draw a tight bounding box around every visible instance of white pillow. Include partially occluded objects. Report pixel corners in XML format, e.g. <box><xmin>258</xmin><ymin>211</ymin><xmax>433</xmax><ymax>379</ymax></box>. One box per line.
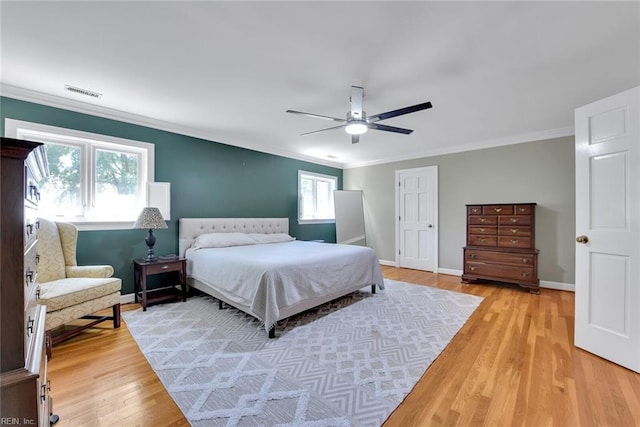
<box><xmin>248</xmin><ymin>233</ymin><xmax>295</xmax><ymax>244</ymax></box>
<box><xmin>191</xmin><ymin>232</ymin><xmax>256</xmax><ymax>249</ymax></box>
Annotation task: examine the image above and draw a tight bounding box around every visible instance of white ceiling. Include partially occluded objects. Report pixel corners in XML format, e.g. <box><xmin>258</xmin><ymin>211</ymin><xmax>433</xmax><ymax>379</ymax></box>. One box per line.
<box><xmin>1</xmin><ymin>1</ymin><xmax>639</xmax><ymax>168</ymax></box>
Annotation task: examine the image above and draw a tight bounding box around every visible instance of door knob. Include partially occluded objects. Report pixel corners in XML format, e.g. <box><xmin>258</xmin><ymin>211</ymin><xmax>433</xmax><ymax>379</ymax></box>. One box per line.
<box><xmin>576</xmin><ymin>235</ymin><xmax>589</xmax><ymax>244</ymax></box>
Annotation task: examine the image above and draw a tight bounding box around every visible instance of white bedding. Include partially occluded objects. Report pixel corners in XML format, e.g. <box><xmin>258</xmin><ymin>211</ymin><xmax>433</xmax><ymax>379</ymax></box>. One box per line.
<box><xmin>185</xmin><ymin>240</ymin><xmax>384</xmax><ymax>332</ymax></box>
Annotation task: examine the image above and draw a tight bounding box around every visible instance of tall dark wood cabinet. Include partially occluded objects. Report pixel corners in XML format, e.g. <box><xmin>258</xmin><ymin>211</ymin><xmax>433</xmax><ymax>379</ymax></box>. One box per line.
<box><xmin>461</xmin><ymin>203</ymin><xmax>540</xmax><ymax>293</ymax></box>
<box><xmin>0</xmin><ymin>137</ymin><xmax>52</xmax><ymax>425</ymax></box>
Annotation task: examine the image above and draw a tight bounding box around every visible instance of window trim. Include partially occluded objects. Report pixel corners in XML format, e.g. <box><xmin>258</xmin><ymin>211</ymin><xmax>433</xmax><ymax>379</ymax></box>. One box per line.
<box><xmin>4</xmin><ymin>118</ymin><xmax>155</xmax><ymax>231</ymax></box>
<box><xmin>297</xmin><ymin>170</ymin><xmax>337</xmax><ymax>225</ymax></box>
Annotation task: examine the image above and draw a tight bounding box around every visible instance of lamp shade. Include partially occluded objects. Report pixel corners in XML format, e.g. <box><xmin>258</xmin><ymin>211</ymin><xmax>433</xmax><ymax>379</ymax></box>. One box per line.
<box><xmin>133</xmin><ymin>207</ymin><xmax>168</xmax><ymax>230</ymax></box>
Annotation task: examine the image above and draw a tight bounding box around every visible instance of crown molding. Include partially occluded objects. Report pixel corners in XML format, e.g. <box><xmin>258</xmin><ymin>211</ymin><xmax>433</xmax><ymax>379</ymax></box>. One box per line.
<box><xmin>342</xmin><ymin>126</ymin><xmax>575</xmax><ymax>169</ymax></box>
<box><xmin>0</xmin><ymin>83</ymin><xmax>344</xmax><ymax>169</ymax></box>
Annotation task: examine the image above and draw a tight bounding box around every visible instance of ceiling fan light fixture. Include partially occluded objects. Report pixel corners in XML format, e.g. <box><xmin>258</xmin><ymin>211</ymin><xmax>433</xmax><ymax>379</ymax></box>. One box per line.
<box><xmin>345</xmin><ymin>121</ymin><xmax>368</xmax><ymax>135</ymax></box>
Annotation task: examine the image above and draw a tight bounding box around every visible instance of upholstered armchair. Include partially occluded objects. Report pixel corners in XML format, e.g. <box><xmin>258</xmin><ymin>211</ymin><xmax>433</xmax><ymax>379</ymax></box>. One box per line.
<box><xmin>37</xmin><ymin>218</ymin><xmax>122</xmax><ymax>359</ymax></box>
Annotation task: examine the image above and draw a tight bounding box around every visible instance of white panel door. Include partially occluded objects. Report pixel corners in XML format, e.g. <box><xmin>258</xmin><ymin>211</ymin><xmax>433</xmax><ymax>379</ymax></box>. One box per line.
<box><xmin>396</xmin><ymin>166</ymin><xmax>438</xmax><ymax>271</ymax></box>
<box><xmin>575</xmin><ymin>86</ymin><xmax>640</xmax><ymax>373</ymax></box>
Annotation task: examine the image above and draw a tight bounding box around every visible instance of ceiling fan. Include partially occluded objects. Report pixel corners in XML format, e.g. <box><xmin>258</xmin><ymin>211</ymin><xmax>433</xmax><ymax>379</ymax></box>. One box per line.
<box><xmin>286</xmin><ymin>86</ymin><xmax>432</xmax><ymax>143</ymax></box>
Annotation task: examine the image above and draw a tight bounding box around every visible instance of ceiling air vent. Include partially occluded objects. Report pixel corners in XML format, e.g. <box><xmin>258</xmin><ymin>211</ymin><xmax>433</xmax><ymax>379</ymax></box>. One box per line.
<box><xmin>64</xmin><ymin>84</ymin><xmax>102</xmax><ymax>99</ymax></box>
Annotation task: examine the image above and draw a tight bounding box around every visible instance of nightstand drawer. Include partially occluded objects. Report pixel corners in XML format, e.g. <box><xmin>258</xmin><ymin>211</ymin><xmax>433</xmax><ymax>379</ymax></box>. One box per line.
<box><xmin>144</xmin><ymin>261</ymin><xmax>183</xmax><ymax>275</ymax></box>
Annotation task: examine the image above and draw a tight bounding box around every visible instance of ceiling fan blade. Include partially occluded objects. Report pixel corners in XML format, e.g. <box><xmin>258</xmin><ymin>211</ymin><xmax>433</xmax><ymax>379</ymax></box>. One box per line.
<box><xmin>368</xmin><ymin>123</ymin><xmax>413</xmax><ymax>134</ymax></box>
<box><xmin>351</xmin><ymin>134</ymin><xmax>360</xmax><ymax>144</ymax></box>
<box><xmin>286</xmin><ymin>110</ymin><xmax>346</xmax><ymax>123</ymax></box>
<box><xmin>367</xmin><ymin>101</ymin><xmax>432</xmax><ymax>122</ymax></box>
<box><xmin>350</xmin><ymin>86</ymin><xmax>365</xmax><ymax>120</ymax></box>
<box><xmin>300</xmin><ymin>124</ymin><xmax>347</xmax><ymax>136</ymax></box>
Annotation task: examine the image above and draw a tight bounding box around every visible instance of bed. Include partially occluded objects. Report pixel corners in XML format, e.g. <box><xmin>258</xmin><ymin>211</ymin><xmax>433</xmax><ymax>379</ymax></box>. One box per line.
<box><xmin>179</xmin><ymin>218</ymin><xmax>384</xmax><ymax>337</ymax></box>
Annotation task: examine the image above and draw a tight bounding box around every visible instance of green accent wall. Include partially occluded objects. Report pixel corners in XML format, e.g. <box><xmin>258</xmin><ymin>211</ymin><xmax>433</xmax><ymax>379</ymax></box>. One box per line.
<box><xmin>1</xmin><ymin>96</ymin><xmax>342</xmax><ymax>294</ymax></box>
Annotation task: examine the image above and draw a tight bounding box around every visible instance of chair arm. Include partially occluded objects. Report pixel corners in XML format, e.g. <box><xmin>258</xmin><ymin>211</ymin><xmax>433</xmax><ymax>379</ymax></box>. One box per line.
<box><xmin>66</xmin><ymin>265</ymin><xmax>114</xmax><ymax>278</ymax></box>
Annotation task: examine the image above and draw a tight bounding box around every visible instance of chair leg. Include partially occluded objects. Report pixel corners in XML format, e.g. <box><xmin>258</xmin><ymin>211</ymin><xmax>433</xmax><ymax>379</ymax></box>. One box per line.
<box><xmin>45</xmin><ymin>330</ymin><xmax>52</xmax><ymax>360</ymax></box>
<box><xmin>113</xmin><ymin>303</ymin><xmax>121</xmax><ymax>328</ymax></box>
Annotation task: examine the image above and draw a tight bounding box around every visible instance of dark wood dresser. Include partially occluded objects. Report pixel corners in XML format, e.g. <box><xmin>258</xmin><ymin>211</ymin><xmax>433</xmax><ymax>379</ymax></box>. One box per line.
<box><xmin>461</xmin><ymin>203</ymin><xmax>540</xmax><ymax>293</ymax></box>
<box><xmin>0</xmin><ymin>137</ymin><xmax>53</xmax><ymax>425</ymax></box>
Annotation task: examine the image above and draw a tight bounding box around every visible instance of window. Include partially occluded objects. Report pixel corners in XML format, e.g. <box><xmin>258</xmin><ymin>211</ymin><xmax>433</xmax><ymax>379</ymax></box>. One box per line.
<box><xmin>298</xmin><ymin>170</ymin><xmax>337</xmax><ymax>224</ymax></box>
<box><xmin>5</xmin><ymin>119</ymin><xmax>154</xmax><ymax>229</ymax></box>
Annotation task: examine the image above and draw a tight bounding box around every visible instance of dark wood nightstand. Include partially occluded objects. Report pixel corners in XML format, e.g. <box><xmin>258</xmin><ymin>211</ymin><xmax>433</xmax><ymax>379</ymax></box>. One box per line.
<box><xmin>133</xmin><ymin>258</ymin><xmax>187</xmax><ymax>311</ymax></box>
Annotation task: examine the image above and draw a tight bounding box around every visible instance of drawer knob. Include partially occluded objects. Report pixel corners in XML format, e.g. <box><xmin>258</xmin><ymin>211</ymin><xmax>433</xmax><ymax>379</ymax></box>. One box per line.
<box><xmin>521</xmin><ymin>258</ymin><xmax>529</xmax><ymax>264</ymax></box>
<box><xmin>510</xmin><ymin>218</ymin><xmax>519</xmax><ymax>223</ymax></box>
<box><xmin>40</xmin><ymin>383</ymin><xmax>47</xmax><ymax>402</ymax></box>
<box><xmin>27</xmin><ymin>317</ymin><xmax>34</xmax><ymax>335</ymax></box>
<box><xmin>479</xmin><ymin>218</ymin><xmax>487</xmax><ymax>223</ymax></box>
<box><xmin>521</xmin><ymin>272</ymin><xmax>530</xmax><ymax>277</ymax></box>
<box><xmin>162</xmin><ymin>265</ymin><xmax>169</xmax><ymax>269</ymax></box>
<box><xmin>479</xmin><ymin>228</ymin><xmax>486</xmax><ymax>233</ymax></box>
<box><xmin>518</xmin><ymin>207</ymin><xmax>527</xmax><ymax>212</ymax></box>
<box><xmin>469</xmin><ymin>253</ymin><xmax>477</xmax><ymax>258</ymax></box>
<box><xmin>494</xmin><ymin>207</ymin><xmax>502</xmax><ymax>213</ymax></box>
<box><xmin>469</xmin><ymin>265</ymin><xmax>476</xmax><ymax>271</ymax></box>
<box><xmin>511</xmin><ymin>239</ymin><xmax>519</xmax><ymax>244</ymax></box>
<box><xmin>25</xmin><ymin>268</ymin><xmax>34</xmax><ymax>285</ymax></box>
<box><xmin>510</xmin><ymin>229</ymin><xmax>518</xmax><ymax>234</ymax></box>
<box><xmin>479</xmin><ymin>238</ymin><xmax>486</xmax><ymax>243</ymax></box>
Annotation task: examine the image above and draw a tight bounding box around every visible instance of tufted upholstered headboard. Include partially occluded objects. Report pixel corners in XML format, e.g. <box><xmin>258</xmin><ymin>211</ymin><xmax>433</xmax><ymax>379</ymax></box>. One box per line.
<box><xmin>178</xmin><ymin>218</ymin><xmax>290</xmax><ymax>257</ymax></box>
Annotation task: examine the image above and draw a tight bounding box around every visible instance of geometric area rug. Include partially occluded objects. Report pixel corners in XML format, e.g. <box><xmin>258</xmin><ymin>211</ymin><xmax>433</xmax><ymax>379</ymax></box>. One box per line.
<box><xmin>122</xmin><ymin>280</ymin><xmax>483</xmax><ymax>426</ymax></box>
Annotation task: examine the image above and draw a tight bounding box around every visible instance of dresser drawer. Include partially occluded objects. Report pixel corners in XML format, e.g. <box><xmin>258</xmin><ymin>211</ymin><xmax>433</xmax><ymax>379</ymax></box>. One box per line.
<box><xmin>468</xmin><ymin>235</ymin><xmax>497</xmax><ymax>247</ymax></box>
<box><xmin>466</xmin><ymin>249</ymin><xmax>535</xmax><ymax>266</ymax></box>
<box><xmin>483</xmin><ymin>205</ymin><xmax>514</xmax><ymax>215</ymax></box>
<box><xmin>468</xmin><ymin>215</ymin><xmax>498</xmax><ymax>225</ymax></box>
<box><xmin>24</xmin><ymin>207</ymin><xmax>38</xmax><ymax>248</ymax></box>
<box><xmin>498</xmin><ymin>226</ymin><xmax>532</xmax><ymax>237</ymax></box>
<box><xmin>469</xmin><ymin>225</ymin><xmax>497</xmax><ymax>235</ymax></box>
<box><xmin>467</xmin><ymin>205</ymin><xmax>483</xmax><ymax>215</ymax></box>
<box><xmin>465</xmin><ymin>261</ymin><xmax>535</xmax><ymax>282</ymax></box>
<box><xmin>24</xmin><ymin>240</ymin><xmax>39</xmax><ymax>309</ymax></box>
<box><xmin>24</xmin><ymin>163</ymin><xmax>41</xmax><ymax>206</ymax></box>
<box><xmin>498</xmin><ymin>215</ymin><xmax>532</xmax><ymax>226</ymax></box>
<box><xmin>24</xmin><ymin>285</ymin><xmax>39</xmax><ymax>359</ymax></box>
<box><xmin>499</xmin><ymin>236</ymin><xmax>532</xmax><ymax>249</ymax></box>
<box><xmin>514</xmin><ymin>205</ymin><xmax>534</xmax><ymax>215</ymax></box>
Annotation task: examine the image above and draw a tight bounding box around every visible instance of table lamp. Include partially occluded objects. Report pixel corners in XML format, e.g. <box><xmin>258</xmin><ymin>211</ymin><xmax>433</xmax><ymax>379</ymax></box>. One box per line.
<box><xmin>133</xmin><ymin>207</ymin><xmax>168</xmax><ymax>262</ymax></box>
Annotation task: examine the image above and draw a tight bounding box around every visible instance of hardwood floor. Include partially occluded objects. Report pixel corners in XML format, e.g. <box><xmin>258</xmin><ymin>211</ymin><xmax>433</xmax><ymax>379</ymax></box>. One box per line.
<box><xmin>47</xmin><ymin>267</ymin><xmax>640</xmax><ymax>426</ymax></box>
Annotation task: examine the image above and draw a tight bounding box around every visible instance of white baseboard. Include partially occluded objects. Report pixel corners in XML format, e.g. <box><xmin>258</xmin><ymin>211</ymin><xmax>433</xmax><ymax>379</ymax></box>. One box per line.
<box><xmin>379</xmin><ymin>259</ymin><xmax>397</xmax><ymax>267</ymax></box>
<box><xmin>436</xmin><ymin>268</ymin><xmax>461</xmax><ymax>276</ymax></box>
<box><xmin>540</xmin><ymin>280</ymin><xmax>575</xmax><ymax>292</ymax></box>
<box><xmin>121</xmin><ymin>293</ymin><xmax>136</xmax><ymax>304</ymax></box>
